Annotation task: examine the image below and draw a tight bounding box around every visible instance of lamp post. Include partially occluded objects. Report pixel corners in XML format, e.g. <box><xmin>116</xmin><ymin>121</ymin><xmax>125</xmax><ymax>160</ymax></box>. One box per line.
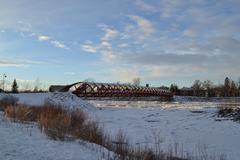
<box><xmin>2</xmin><ymin>73</ymin><xmax>7</xmax><ymax>92</ymax></box>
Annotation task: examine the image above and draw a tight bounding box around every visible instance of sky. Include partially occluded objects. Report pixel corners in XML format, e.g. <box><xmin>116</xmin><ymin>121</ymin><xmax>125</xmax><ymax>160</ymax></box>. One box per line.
<box><xmin>0</xmin><ymin>0</ymin><xmax>240</xmax><ymax>90</ymax></box>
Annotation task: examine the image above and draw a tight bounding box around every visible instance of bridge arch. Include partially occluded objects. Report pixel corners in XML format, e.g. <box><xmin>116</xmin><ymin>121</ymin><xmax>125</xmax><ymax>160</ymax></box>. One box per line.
<box><xmin>56</xmin><ymin>82</ymin><xmax>173</xmax><ymax>99</ymax></box>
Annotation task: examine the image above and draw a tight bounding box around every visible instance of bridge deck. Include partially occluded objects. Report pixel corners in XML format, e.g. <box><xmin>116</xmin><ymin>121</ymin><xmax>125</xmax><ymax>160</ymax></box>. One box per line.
<box><xmin>56</xmin><ymin>82</ymin><xmax>173</xmax><ymax>99</ymax></box>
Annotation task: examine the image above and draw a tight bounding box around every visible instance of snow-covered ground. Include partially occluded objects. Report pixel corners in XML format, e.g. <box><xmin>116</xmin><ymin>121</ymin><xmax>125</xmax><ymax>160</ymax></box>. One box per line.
<box><xmin>0</xmin><ymin>92</ymin><xmax>96</xmax><ymax>111</ymax></box>
<box><xmin>0</xmin><ymin>111</ymin><xmax>114</xmax><ymax>160</ymax></box>
<box><xmin>1</xmin><ymin>93</ymin><xmax>240</xmax><ymax>160</ymax></box>
<box><xmin>89</xmin><ymin>99</ymin><xmax>240</xmax><ymax>160</ymax></box>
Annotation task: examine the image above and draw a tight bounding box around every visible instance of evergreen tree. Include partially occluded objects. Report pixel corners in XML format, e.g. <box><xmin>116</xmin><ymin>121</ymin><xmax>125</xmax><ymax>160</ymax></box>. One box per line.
<box><xmin>224</xmin><ymin>77</ymin><xmax>230</xmax><ymax>97</ymax></box>
<box><xmin>170</xmin><ymin>84</ymin><xmax>179</xmax><ymax>95</ymax></box>
<box><xmin>12</xmin><ymin>79</ymin><xmax>19</xmax><ymax>93</ymax></box>
<box><xmin>170</xmin><ymin>84</ymin><xmax>175</xmax><ymax>93</ymax></box>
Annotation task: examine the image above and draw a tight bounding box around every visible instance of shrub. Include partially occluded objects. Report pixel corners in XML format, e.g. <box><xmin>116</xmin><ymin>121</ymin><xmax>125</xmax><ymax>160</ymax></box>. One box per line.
<box><xmin>69</xmin><ymin>109</ymin><xmax>87</xmax><ymax>136</ymax></box>
<box><xmin>39</xmin><ymin>105</ymin><xmax>71</xmax><ymax>140</ymax></box>
<box><xmin>38</xmin><ymin>103</ymin><xmax>106</xmax><ymax>143</ymax></box>
<box><xmin>112</xmin><ymin>130</ymin><xmax>130</xmax><ymax>159</ymax></box>
<box><xmin>0</xmin><ymin>95</ymin><xmax>19</xmax><ymax>111</ymax></box>
<box><xmin>218</xmin><ymin>107</ymin><xmax>240</xmax><ymax>121</ymax></box>
<box><xmin>5</xmin><ymin>105</ymin><xmax>40</xmax><ymax>122</ymax></box>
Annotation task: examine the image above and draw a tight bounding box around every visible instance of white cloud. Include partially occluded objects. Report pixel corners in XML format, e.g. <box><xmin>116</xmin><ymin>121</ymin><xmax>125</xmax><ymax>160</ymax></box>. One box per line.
<box><xmin>101</xmin><ymin>27</ymin><xmax>119</xmax><ymax>41</ymax></box>
<box><xmin>129</xmin><ymin>15</ymin><xmax>155</xmax><ymax>36</ymax></box>
<box><xmin>111</xmin><ymin>68</ymin><xmax>140</xmax><ymax>83</ymax></box>
<box><xmin>102</xmin><ymin>51</ymin><xmax>116</xmax><ymax>63</ymax></box>
<box><xmin>51</xmin><ymin>40</ymin><xmax>68</xmax><ymax>49</ymax></box>
<box><xmin>100</xmin><ymin>41</ymin><xmax>111</xmax><ymax>48</ymax></box>
<box><xmin>29</xmin><ymin>32</ymin><xmax>36</xmax><ymax>37</ymax></box>
<box><xmin>118</xmin><ymin>43</ymin><xmax>129</xmax><ymax>48</ymax></box>
<box><xmin>0</xmin><ymin>58</ymin><xmax>47</xmax><ymax>68</ymax></box>
<box><xmin>98</xmin><ymin>41</ymin><xmax>116</xmax><ymax>63</ymax></box>
<box><xmin>81</xmin><ymin>44</ymin><xmax>97</xmax><ymax>53</ymax></box>
<box><xmin>0</xmin><ymin>63</ymin><xmax>26</xmax><ymax>67</ymax></box>
<box><xmin>0</xmin><ymin>59</ymin><xmax>28</xmax><ymax>67</ymax></box>
<box><xmin>35</xmin><ymin>34</ymin><xmax>69</xmax><ymax>50</ymax></box>
<box><xmin>135</xmin><ymin>0</ymin><xmax>157</xmax><ymax>12</ymax></box>
<box><xmin>81</xmin><ymin>40</ymin><xmax>116</xmax><ymax>63</ymax></box>
<box><xmin>38</xmin><ymin>35</ymin><xmax>51</xmax><ymax>41</ymax></box>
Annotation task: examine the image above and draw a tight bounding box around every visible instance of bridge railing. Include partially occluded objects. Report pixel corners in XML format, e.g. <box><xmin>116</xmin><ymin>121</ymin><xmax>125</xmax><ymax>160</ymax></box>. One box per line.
<box><xmin>58</xmin><ymin>82</ymin><xmax>173</xmax><ymax>98</ymax></box>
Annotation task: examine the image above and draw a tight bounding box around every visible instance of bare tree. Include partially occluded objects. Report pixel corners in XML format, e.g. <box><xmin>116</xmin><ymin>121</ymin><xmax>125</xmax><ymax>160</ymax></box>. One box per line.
<box><xmin>238</xmin><ymin>78</ymin><xmax>240</xmax><ymax>90</ymax></box>
<box><xmin>230</xmin><ymin>81</ymin><xmax>238</xmax><ymax>97</ymax></box>
<box><xmin>22</xmin><ymin>82</ymin><xmax>31</xmax><ymax>92</ymax></box>
<box><xmin>132</xmin><ymin>77</ymin><xmax>141</xmax><ymax>86</ymax></box>
<box><xmin>192</xmin><ymin>80</ymin><xmax>203</xmax><ymax>96</ymax></box>
<box><xmin>203</xmin><ymin>80</ymin><xmax>214</xmax><ymax>97</ymax></box>
<box><xmin>34</xmin><ymin>78</ymin><xmax>41</xmax><ymax>92</ymax></box>
<box><xmin>238</xmin><ymin>78</ymin><xmax>240</xmax><ymax>96</ymax></box>
<box><xmin>1</xmin><ymin>73</ymin><xmax>7</xmax><ymax>91</ymax></box>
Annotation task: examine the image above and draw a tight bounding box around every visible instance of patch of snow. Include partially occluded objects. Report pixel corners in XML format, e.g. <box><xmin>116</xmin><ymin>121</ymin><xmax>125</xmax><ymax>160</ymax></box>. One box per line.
<box><xmin>46</xmin><ymin>92</ymin><xmax>96</xmax><ymax>111</ymax></box>
<box><xmin>0</xmin><ymin>92</ymin><xmax>96</xmax><ymax>112</ymax></box>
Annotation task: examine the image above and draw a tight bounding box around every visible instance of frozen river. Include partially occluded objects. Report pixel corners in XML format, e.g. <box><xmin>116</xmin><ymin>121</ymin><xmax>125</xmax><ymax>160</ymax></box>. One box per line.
<box><xmin>89</xmin><ymin>97</ymin><xmax>240</xmax><ymax>160</ymax></box>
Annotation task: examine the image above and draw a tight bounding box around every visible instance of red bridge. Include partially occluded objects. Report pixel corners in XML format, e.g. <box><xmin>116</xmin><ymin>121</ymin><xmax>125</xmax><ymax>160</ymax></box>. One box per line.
<box><xmin>50</xmin><ymin>82</ymin><xmax>173</xmax><ymax>100</ymax></box>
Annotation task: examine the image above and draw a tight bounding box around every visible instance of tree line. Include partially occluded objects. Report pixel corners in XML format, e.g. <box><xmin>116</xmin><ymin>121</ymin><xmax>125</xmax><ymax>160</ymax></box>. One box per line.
<box><xmin>170</xmin><ymin>77</ymin><xmax>240</xmax><ymax>97</ymax></box>
<box><xmin>0</xmin><ymin>78</ymin><xmax>46</xmax><ymax>93</ymax></box>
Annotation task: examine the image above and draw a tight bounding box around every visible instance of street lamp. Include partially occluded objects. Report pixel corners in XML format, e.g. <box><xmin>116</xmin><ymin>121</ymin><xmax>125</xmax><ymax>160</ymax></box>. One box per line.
<box><xmin>2</xmin><ymin>73</ymin><xmax>7</xmax><ymax>92</ymax></box>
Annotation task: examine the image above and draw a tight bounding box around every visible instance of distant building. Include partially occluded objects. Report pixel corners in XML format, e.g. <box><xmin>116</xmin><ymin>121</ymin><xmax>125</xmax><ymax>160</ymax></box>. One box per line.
<box><xmin>179</xmin><ymin>87</ymin><xmax>194</xmax><ymax>96</ymax></box>
<box><xmin>179</xmin><ymin>87</ymin><xmax>206</xmax><ymax>97</ymax></box>
<box><xmin>49</xmin><ymin>85</ymin><xmax>68</xmax><ymax>92</ymax></box>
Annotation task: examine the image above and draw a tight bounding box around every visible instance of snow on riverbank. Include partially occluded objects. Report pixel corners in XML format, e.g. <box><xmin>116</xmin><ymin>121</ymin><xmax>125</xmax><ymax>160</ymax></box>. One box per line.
<box><xmin>0</xmin><ymin>92</ymin><xmax>96</xmax><ymax>112</ymax></box>
<box><xmin>0</xmin><ymin>112</ymin><xmax>112</xmax><ymax>160</ymax></box>
<box><xmin>89</xmin><ymin>100</ymin><xmax>240</xmax><ymax>160</ymax></box>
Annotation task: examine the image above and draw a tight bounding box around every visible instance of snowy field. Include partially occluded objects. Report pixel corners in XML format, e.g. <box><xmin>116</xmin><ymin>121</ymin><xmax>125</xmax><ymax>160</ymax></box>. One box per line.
<box><xmin>1</xmin><ymin>93</ymin><xmax>240</xmax><ymax>160</ymax></box>
<box><xmin>89</xmin><ymin>98</ymin><xmax>240</xmax><ymax>160</ymax></box>
<box><xmin>0</xmin><ymin>112</ymin><xmax>110</xmax><ymax>160</ymax></box>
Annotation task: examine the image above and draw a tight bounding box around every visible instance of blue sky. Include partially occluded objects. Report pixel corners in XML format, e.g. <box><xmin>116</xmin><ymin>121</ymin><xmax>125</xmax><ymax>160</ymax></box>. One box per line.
<box><xmin>0</xmin><ymin>0</ymin><xmax>240</xmax><ymax>90</ymax></box>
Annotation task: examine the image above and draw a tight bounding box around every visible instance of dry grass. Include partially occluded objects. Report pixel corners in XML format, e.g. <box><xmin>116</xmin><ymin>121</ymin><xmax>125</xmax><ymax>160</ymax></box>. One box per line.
<box><xmin>218</xmin><ymin>107</ymin><xmax>240</xmax><ymax>121</ymax></box>
<box><xmin>111</xmin><ymin>130</ymin><xmax>131</xmax><ymax>159</ymax></box>
<box><xmin>39</xmin><ymin>105</ymin><xmax>71</xmax><ymax>140</ymax></box>
<box><xmin>38</xmin><ymin>103</ymin><xmax>107</xmax><ymax>143</ymax></box>
<box><xmin>5</xmin><ymin>105</ymin><xmax>41</xmax><ymax>122</ymax></box>
<box><xmin>0</xmin><ymin>95</ymin><xmax>19</xmax><ymax>111</ymax></box>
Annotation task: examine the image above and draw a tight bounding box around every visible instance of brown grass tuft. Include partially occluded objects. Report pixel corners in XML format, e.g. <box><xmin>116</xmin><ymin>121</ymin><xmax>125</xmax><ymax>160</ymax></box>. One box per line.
<box><xmin>0</xmin><ymin>95</ymin><xmax>19</xmax><ymax>111</ymax></box>
<box><xmin>5</xmin><ymin>105</ymin><xmax>40</xmax><ymax>122</ymax></box>
<box><xmin>38</xmin><ymin>103</ymin><xmax>106</xmax><ymax>143</ymax></box>
<box><xmin>38</xmin><ymin>105</ymin><xmax>71</xmax><ymax>140</ymax></box>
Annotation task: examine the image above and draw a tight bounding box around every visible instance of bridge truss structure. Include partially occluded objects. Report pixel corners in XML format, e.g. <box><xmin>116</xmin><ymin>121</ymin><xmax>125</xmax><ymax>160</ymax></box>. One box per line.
<box><xmin>57</xmin><ymin>82</ymin><xmax>173</xmax><ymax>99</ymax></box>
